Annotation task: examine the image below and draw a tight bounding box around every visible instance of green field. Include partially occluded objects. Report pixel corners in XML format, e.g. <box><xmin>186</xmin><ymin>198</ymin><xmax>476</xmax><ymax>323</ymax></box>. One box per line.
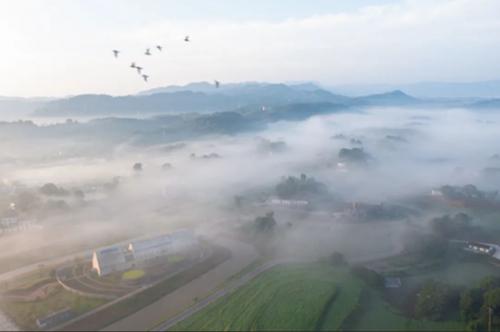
<box><xmin>173</xmin><ymin>262</ymin><xmax>474</xmax><ymax>331</ymax></box>
<box><xmin>175</xmin><ymin>264</ymin><xmax>359</xmax><ymax>331</ymax></box>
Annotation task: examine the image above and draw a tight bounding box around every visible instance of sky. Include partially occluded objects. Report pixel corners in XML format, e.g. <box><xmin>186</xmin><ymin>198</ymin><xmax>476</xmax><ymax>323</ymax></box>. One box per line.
<box><xmin>1</xmin><ymin>0</ymin><xmax>500</xmax><ymax>97</ymax></box>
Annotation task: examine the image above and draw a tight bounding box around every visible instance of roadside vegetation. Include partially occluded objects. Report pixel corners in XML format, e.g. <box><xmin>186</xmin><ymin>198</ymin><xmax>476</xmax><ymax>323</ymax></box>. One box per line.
<box><xmin>0</xmin><ymin>285</ymin><xmax>106</xmax><ymax>331</ymax></box>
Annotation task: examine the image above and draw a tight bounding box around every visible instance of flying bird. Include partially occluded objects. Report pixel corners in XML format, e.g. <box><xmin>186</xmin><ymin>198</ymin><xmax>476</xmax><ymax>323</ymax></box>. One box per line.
<box><xmin>156</xmin><ymin>45</ymin><xmax>162</xmax><ymax>51</ymax></box>
<box><xmin>142</xmin><ymin>74</ymin><xmax>149</xmax><ymax>82</ymax></box>
<box><xmin>112</xmin><ymin>50</ymin><xmax>120</xmax><ymax>58</ymax></box>
<box><xmin>184</xmin><ymin>36</ymin><xmax>190</xmax><ymax>42</ymax></box>
<box><xmin>136</xmin><ymin>66</ymin><xmax>143</xmax><ymax>74</ymax></box>
<box><xmin>214</xmin><ymin>80</ymin><xmax>220</xmax><ymax>88</ymax></box>
<box><xmin>130</xmin><ymin>62</ymin><xmax>136</xmax><ymax>68</ymax></box>
<box><xmin>145</xmin><ymin>48</ymin><xmax>152</xmax><ymax>56</ymax></box>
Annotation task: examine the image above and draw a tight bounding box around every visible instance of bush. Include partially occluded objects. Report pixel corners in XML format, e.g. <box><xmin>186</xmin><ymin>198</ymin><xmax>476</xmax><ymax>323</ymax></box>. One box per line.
<box><xmin>414</xmin><ymin>280</ymin><xmax>459</xmax><ymax>321</ymax></box>
<box><xmin>350</xmin><ymin>266</ymin><xmax>383</xmax><ymax>289</ymax></box>
<box><xmin>329</xmin><ymin>252</ymin><xmax>347</xmax><ymax>266</ymax></box>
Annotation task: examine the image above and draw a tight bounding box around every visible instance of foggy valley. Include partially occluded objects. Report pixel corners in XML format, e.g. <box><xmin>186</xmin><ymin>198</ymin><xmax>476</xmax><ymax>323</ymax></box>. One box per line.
<box><xmin>3</xmin><ymin>0</ymin><xmax>500</xmax><ymax>331</ymax></box>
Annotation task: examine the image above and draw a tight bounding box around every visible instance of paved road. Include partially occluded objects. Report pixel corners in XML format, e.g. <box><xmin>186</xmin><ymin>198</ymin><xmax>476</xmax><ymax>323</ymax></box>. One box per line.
<box><xmin>103</xmin><ymin>237</ymin><xmax>258</xmax><ymax>331</ymax></box>
<box><xmin>152</xmin><ymin>259</ymin><xmax>287</xmax><ymax>331</ymax></box>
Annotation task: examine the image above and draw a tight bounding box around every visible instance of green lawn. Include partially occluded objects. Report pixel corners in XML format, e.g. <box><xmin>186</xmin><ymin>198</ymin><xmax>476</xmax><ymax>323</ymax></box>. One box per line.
<box><xmin>122</xmin><ymin>269</ymin><xmax>145</xmax><ymax>280</ymax></box>
<box><xmin>175</xmin><ymin>263</ymin><xmax>356</xmax><ymax>331</ymax></box>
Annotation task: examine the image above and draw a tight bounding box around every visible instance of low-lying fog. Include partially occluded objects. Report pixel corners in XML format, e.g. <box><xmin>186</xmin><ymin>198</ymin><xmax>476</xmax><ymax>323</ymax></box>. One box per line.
<box><xmin>1</xmin><ymin>106</ymin><xmax>499</xmax><ymax>264</ymax></box>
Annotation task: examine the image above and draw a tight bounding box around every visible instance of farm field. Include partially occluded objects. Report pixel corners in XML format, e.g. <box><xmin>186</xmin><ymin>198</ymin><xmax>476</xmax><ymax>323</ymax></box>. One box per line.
<box><xmin>175</xmin><ymin>263</ymin><xmax>359</xmax><ymax>331</ymax></box>
<box><xmin>173</xmin><ymin>261</ymin><xmax>488</xmax><ymax>331</ymax></box>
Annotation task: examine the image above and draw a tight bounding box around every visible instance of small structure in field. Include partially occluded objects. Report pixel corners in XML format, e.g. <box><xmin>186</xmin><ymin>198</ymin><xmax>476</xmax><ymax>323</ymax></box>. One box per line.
<box><xmin>266</xmin><ymin>198</ymin><xmax>310</xmax><ymax>208</ymax></box>
<box><xmin>92</xmin><ymin>246</ymin><xmax>133</xmax><ymax>276</ymax></box>
<box><xmin>384</xmin><ymin>277</ymin><xmax>402</xmax><ymax>289</ymax></box>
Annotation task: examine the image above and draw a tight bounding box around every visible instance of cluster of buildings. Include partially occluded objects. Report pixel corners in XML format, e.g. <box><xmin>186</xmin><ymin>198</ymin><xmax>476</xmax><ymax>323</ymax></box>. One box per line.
<box><xmin>332</xmin><ymin>202</ymin><xmax>413</xmax><ymax>222</ymax></box>
<box><xmin>92</xmin><ymin>230</ymin><xmax>197</xmax><ymax>276</ymax></box>
<box><xmin>466</xmin><ymin>242</ymin><xmax>496</xmax><ymax>256</ymax></box>
<box><xmin>0</xmin><ymin>217</ymin><xmax>41</xmax><ymax>234</ymax></box>
<box><xmin>266</xmin><ymin>198</ymin><xmax>310</xmax><ymax>208</ymax></box>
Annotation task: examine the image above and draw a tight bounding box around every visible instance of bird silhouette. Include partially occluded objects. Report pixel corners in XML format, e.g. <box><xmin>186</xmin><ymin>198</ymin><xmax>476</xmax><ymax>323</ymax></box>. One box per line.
<box><xmin>214</xmin><ymin>80</ymin><xmax>220</xmax><ymax>88</ymax></box>
<box><xmin>112</xmin><ymin>50</ymin><xmax>120</xmax><ymax>58</ymax></box>
<box><xmin>130</xmin><ymin>62</ymin><xmax>136</xmax><ymax>68</ymax></box>
<box><xmin>142</xmin><ymin>74</ymin><xmax>149</xmax><ymax>82</ymax></box>
<box><xmin>136</xmin><ymin>66</ymin><xmax>143</xmax><ymax>74</ymax></box>
<box><xmin>145</xmin><ymin>48</ymin><xmax>152</xmax><ymax>56</ymax></box>
<box><xmin>156</xmin><ymin>45</ymin><xmax>162</xmax><ymax>51</ymax></box>
<box><xmin>184</xmin><ymin>36</ymin><xmax>190</xmax><ymax>42</ymax></box>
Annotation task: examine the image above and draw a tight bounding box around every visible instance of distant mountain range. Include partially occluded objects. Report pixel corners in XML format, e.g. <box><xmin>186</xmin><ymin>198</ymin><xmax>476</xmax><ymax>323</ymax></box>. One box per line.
<box><xmin>32</xmin><ymin>83</ymin><xmax>428</xmax><ymax>118</ymax></box>
<box><xmin>1</xmin><ymin>81</ymin><xmax>500</xmax><ymax>119</ymax></box>
<box><xmin>332</xmin><ymin>80</ymin><xmax>500</xmax><ymax>99</ymax></box>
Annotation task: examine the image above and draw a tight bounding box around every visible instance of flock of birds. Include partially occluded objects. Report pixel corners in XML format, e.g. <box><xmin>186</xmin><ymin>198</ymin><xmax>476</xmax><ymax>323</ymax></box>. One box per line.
<box><xmin>112</xmin><ymin>35</ymin><xmax>220</xmax><ymax>88</ymax></box>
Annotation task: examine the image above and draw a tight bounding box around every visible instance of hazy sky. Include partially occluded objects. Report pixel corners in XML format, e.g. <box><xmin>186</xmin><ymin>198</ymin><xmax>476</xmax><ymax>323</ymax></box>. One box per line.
<box><xmin>1</xmin><ymin>0</ymin><xmax>500</xmax><ymax>97</ymax></box>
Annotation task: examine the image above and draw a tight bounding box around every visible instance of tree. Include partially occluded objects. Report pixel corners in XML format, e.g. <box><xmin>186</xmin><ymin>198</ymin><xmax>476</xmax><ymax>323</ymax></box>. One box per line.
<box><xmin>481</xmin><ymin>288</ymin><xmax>500</xmax><ymax>331</ymax></box>
<box><xmin>350</xmin><ymin>266</ymin><xmax>383</xmax><ymax>288</ymax></box>
<box><xmin>275</xmin><ymin>174</ymin><xmax>327</xmax><ymax>200</ymax></box>
<box><xmin>338</xmin><ymin>147</ymin><xmax>370</xmax><ymax>164</ymax></box>
<box><xmin>254</xmin><ymin>212</ymin><xmax>277</xmax><ymax>233</ymax></box>
<box><xmin>73</xmin><ymin>189</ymin><xmax>85</xmax><ymax>200</ymax></box>
<box><xmin>480</xmin><ymin>276</ymin><xmax>500</xmax><ymax>292</ymax></box>
<box><xmin>234</xmin><ymin>195</ymin><xmax>243</xmax><ymax>209</ymax></box>
<box><xmin>460</xmin><ymin>288</ymin><xmax>483</xmax><ymax>321</ymax></box>
<box><xmin>414</xmin><ymin>280</ymin><xmax>458</xmax><ymax>321</ymax></box>
<box><xmin>40</xmin><ymin>183</ymin><xmax>69</xmax><ymax>196</ymax></box>
<box><xmin>329</xmin><ymin>252</ymin><xmax>347</xmax><ymax>266</ymax></box>
<box><xmin>430</xmin><ymin>213</ymin><xmax>471</xmax><ymax>238</ymax></box>
<box><xmin>404</xmin><ymin>232</ymin><xmax>448</xmax><ymax>259</ymax></box>
<box><xmin>133</xmin><ymin>162</ymin><xmax>143</xmax><ymax>172</ymax></box>
<box><xmin>15</xmin><ymin>191</ymin><xmax>41</xmax><ymax>212</ymax></box>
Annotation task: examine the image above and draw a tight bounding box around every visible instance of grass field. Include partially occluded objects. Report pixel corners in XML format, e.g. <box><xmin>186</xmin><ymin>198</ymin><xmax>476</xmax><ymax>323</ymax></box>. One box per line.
<box><xmin>0</xmin><ymin>286</ymin><xmax>107</xmax><ymax>331</ymax></box>
<box><xmin>318</xmin><ymin>268</ymin><xmax>363</xmax><ymax>330</ymax></box>
<box><xmin>175</xmin><ymin>263</ymin><xmax>359</xmax><ymax>331</ymax></box>
<box><xmin>122</xmin><ymin>269</ymin><xmax>145</xmax><ymax>280</ymax></box>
